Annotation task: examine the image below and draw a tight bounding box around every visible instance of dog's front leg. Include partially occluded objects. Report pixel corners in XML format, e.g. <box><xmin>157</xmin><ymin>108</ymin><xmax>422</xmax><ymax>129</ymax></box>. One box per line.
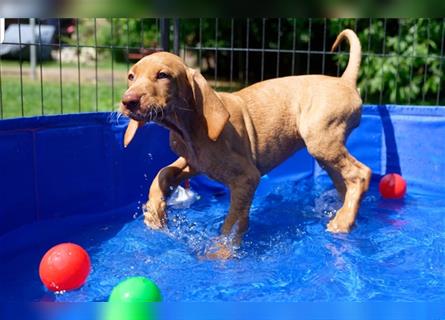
<box><xmin>144</xmin><ymin>157</ymin><xmax>196</xmax><ymax>229</ymax></box>
<box><xmin>206</xmin><ymin>168</ymin><xmax>260</xmax><ymax>259</ymax></box>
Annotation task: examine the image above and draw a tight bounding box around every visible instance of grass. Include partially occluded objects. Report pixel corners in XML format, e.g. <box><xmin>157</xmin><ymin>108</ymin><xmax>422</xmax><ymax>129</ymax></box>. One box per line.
<box><xmin>0</xmin><ymin>57</ymin><xmax>129</xmax><ymax>119</ymax></box>
<box><xmin>0</xmin><ymin>78</ymin><xmax>242</xmax><ymax>119</ymax></box>
<box><xmin>0</xmin><ymin>77</ymin><xmax>126</xmax><ymax>119</ymax></box>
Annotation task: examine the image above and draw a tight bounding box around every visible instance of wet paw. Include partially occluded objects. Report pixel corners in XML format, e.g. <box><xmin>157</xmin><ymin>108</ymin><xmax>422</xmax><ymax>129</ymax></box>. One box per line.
<box><xmin>327</xmin><ymin>217</ymin><xmax>353</xmax><ymax>233</ymax></box>
<box><xmin>204</xmin><ymin>241</ymin><xmax>234</xmax><ymax>260</ymax></box>
<box><xmin>143</xmin><ymin>201</ymin><xmax>167</xmax><ymax>230</ymax></box>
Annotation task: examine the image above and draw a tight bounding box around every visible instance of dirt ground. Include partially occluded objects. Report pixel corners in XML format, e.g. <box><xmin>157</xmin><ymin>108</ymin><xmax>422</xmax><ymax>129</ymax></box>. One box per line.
<box><xmin>0</xmin><ymin>64</ymin><xmax>128</xmax><ymax>85</ymax></box>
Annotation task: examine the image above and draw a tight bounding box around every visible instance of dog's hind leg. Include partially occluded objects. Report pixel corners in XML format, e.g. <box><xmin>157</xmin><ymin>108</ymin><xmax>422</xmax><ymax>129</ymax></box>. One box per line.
<box><xmin>319</xmin><ymin>162</ymin><xmax>347</xmax><ymax>201</ymax></box>
<box><xmin>144</xmin><ymin>157</ymin><xmax>196</xmax><ymax>229</ymax></box>
<box><xmin>305</xmin><ymin>133</ymin><xmax>371</xmax><ymax>233</ymax></box>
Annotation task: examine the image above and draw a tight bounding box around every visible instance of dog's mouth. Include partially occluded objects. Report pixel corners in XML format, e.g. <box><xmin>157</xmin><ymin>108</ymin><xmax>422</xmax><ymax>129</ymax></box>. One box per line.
<box><xmin>123</xmin><ymin>104</ymin><xmax>167</xmax><ymax>148</ymax></box>
<box><xmin>122</xmin><ymin>103</ymin><xmax>166</xmax><ymax>122</ymax></box>
<box><xmin>125</xmin><ymin>110</ymin><xmax>145</xmax><ymax>122</ymax></box>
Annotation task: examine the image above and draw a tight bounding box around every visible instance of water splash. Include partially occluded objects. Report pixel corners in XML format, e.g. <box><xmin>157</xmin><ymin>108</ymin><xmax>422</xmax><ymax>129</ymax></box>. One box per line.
<box><xmin>167</xmin><ymin>186</ymin><xmax>200</xmax><ymax>209</ymax></box>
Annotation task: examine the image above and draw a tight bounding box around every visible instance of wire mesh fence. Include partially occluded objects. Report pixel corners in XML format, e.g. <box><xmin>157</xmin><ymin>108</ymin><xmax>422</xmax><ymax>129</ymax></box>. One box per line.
<box><xmin>0</xmin><ymin>18</ymin><xmax>444</xmax><ymax>119</ymax></box>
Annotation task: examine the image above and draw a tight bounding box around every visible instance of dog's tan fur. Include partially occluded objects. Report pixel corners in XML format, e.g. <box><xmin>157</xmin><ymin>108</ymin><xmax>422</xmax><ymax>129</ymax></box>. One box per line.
<box><xmin>120</xmin><ymin>29</ymin><xmax>371</xmax><ymax>259</ymax></box>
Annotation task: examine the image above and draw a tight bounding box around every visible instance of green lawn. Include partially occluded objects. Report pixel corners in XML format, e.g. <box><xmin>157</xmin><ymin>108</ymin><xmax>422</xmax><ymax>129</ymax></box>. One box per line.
<box><xmin>0</xmin><ymin>78</ymin><xmax>240</xmax><ymax>119</ymax></box>
<box><xmin>0</xmin><ymin>57</ymin><xmax>130</xmax><ymax>119</ymax></box>
<box><xmin>0</xmin><ymin>77</ymin><xmax>127</xmax><ymax>119</ymax></box>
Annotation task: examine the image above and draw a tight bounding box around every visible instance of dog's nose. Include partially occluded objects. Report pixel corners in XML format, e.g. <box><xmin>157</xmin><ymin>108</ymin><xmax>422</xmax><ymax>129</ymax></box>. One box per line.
<box><xmin>121</xmin><ymin>92</ymin><xmax>140</xmax><ymax>111</ymax></box>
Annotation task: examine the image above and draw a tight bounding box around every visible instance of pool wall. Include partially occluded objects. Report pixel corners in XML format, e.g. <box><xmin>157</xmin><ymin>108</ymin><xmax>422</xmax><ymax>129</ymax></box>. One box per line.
<box><xmin>1</xmin><ymin>105</ymin><xmax>444</xmax><ymax>239</ymax></box>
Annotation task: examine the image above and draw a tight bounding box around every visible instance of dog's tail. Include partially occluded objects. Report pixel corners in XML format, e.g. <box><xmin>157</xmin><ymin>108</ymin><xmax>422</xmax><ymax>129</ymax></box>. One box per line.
<box><xmin>331</xmin><ymin>29</ymin><xmax>361</xmax><ymax>86</ymax></box>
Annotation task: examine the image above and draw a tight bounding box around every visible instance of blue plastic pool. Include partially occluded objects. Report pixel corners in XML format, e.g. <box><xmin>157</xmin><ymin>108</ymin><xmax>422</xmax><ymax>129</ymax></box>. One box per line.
<box><xmin>1</xmin><ymin>105</ymin><xmax>444</xmax><ymax>304</ymax></box>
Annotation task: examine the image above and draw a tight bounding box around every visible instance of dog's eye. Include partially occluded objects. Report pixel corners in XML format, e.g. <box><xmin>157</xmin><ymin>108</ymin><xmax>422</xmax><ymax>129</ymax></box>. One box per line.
<box><xmin>128</xmin><ymin>73</ymin><xmax>135</xmax><ymax>81</ymax></box>
<box><xmin>157</xmin><ymin>72</ymin><xmax>169</xmax><ymax>80</ymax></box>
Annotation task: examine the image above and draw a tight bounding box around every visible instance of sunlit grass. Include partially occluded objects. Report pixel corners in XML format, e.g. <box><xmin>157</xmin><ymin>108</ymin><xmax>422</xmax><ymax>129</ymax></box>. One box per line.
<box><xmin>0</xmin><ymin>76</ymin><xmax>126</xmax><ymax>119</ymax></box>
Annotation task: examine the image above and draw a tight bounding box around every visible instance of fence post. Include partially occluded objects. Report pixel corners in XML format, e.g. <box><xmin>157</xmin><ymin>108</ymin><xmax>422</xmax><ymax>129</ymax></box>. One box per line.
<box><xmin>29</xmin><ymin>18</ymin><xmax>37</xmax><ymax>80</ymax></box>
<box><xmin>173</xmin><ymin>18</ymin><xmax>180</xmax><ymax>56</ymax></box>
<box><xmin>160</xmin><ymin>18</ymin><xmax>170</xmax><ymax>52</ymax></box>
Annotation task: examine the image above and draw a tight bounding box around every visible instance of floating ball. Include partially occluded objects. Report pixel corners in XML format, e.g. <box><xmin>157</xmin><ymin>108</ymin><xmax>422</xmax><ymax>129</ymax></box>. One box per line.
<box><xmin>379</xmin><ymin>173</ymin><xmax>407</xmax><ymax>199</ymax></box>
<box><xmin>109</xmin><ymin>277</ymin><xmax>162</xmax><ymax>302</ymax></box>
<box><xmin>39</xmin><ymin>243</ymin><xmax>91</xmax><ymax>292</ymax></box>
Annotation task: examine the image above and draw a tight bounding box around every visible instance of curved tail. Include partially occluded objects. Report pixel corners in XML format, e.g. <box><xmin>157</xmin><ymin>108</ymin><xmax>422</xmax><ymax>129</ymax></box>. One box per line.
<box><xmin>331</xmin><ymin>29</ymin><xmax>361</xmax><ymax>86</ymax></box>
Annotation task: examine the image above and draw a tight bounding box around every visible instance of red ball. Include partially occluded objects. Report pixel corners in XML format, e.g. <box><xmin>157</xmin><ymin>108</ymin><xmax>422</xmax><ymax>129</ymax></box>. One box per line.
<box><xmin>379</xmin><ymin>173</ymin><xmax>407</xmax><ymax>199</ymax></box>
<box><xmin>39</xmin><ymin>243</ymin><xmax>91</xmax><ymax>292</ymax></box>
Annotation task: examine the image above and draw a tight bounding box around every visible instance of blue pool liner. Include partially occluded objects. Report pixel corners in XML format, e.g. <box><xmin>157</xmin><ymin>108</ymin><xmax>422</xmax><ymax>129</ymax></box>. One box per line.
<box><xmin>1</xmin><ymin>105</ymin><xmax>445</xmax><ymax>315</ymax></box>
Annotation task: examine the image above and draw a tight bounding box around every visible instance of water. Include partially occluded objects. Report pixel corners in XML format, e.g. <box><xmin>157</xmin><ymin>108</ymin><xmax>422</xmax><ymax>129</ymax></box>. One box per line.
<box><xmin>1</xmin><ymin>176</ymin><xmax>444</xmax><ymax>302</ymax></box>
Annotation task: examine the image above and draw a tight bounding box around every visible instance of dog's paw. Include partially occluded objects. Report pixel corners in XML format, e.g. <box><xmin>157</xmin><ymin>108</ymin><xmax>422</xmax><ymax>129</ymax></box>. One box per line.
<box><xmin>143</xmin><ymin>201</ymin><xmax>167</xmax><ymax>230</ymax></box>
<box><xmin>144</xmin><ymin>215</ymin><xmax>165</xmax><ymax>230</ymax></box>
<box><xmin>327</xmin><ymin>217</ymin><xmax>353</xmax><ymax>233</ymax></box>
<box><xmin>204</xmin><ymin>241</ymin><xmax>234</xmax><ymax>260</ymax></box>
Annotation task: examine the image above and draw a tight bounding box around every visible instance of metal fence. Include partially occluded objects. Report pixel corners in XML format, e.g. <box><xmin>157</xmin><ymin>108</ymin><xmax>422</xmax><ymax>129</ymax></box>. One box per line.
<box><xmin>0</xmin><ymin>18</ymin><xmax>444</xmax><ymax>119</ymax></box>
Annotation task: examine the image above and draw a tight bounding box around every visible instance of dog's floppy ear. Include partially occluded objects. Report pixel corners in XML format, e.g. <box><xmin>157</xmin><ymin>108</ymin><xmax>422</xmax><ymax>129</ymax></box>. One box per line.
<box><xmin>124</xmin><ymin>119</ymin><xmax>145</xmax><ymax>148</ymax></box>
<box><xmin>187</xmin><ymin>68</ymin><xmax>229</xmax><ymax>141</ymax></box>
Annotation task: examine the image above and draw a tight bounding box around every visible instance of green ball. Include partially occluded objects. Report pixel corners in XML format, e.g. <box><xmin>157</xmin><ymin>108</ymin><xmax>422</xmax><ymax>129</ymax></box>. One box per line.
<box><xmin>104</xmin><ymin>277</ymin><xmax>162</xmax><ymax>320</ymax></box>
<box><xmin>109</xmin><ymin>277</ymin><xmax>163</xmax><ymax>302</ymax></box>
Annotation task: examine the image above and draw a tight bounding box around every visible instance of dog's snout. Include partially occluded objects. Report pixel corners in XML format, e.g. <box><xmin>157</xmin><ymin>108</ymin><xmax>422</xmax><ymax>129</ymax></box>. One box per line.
<box><xmin>122</xmin><ymin>92</ymin><xmax>141</xmax><ymax>111</ymax></box>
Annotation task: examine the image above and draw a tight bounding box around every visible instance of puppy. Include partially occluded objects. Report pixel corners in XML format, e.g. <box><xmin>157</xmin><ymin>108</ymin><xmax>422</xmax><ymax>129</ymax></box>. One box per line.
<box><xmin>120</xmin><ymin>29</ymin><xmax>371</xmax><ymax>259</ymax></box>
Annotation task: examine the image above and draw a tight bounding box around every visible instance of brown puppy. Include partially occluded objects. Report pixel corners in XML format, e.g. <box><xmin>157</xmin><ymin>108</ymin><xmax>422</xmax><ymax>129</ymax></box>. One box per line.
<box><xmin>120</xmin><ymin>29</ymin><xmax>371</xmax><ymax>258</ymax></box>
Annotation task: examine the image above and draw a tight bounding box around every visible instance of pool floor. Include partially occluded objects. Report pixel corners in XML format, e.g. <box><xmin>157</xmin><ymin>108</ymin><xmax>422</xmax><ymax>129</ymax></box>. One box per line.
<box><xmin>1</xmin><ymin>176</ymin><xmax>444</xmax><ymax>302</ymax></box>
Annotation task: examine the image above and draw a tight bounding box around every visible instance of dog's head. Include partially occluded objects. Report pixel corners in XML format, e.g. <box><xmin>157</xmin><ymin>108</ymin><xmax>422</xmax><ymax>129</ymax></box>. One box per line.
<box><xmin>121</xmin><ymin>52</ymin><xmax>229</xmax><ymax>147</ymax></box>
<box><xmin>120</xmin><ymin>52</ymin><xmax>190</xmax><ymax>121</ymax></box>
